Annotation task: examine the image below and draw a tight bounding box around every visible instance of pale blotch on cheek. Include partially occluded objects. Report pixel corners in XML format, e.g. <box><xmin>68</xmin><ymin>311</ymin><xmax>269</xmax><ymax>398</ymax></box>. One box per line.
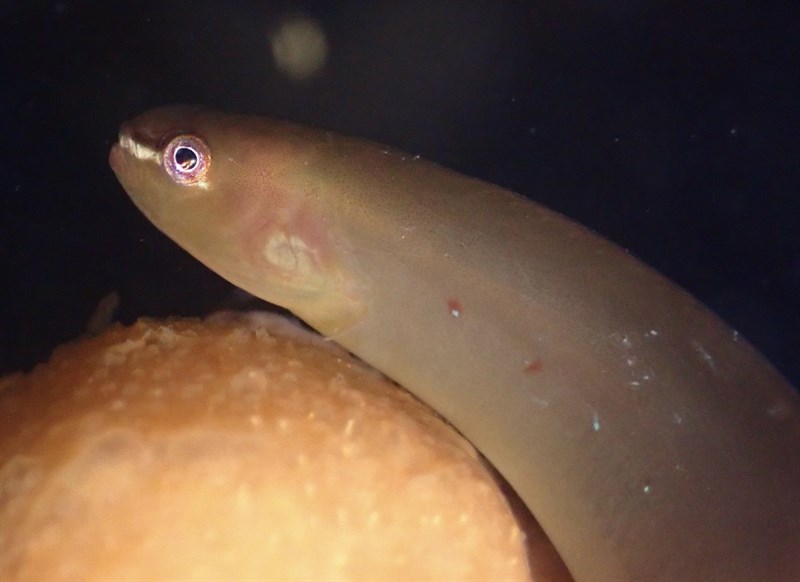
<box><xmin>263</xmin><ymin>231</ymin><xmax>317</xmax><ymax>276</ymax></box>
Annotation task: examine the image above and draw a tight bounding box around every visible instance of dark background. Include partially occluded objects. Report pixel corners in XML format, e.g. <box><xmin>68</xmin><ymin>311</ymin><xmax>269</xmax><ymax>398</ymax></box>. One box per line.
<box><xmin>2</xmin><ymin>1</ymin><xmax>798</xmax><ymax>388</ymax></box>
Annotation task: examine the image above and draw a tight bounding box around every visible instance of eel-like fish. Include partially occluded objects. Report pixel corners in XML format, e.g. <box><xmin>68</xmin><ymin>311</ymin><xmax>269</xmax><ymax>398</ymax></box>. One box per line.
<box><xmin>109</xmin><ymin>106</ymin><xmax>800</xmax><ymax>582</ymax></box>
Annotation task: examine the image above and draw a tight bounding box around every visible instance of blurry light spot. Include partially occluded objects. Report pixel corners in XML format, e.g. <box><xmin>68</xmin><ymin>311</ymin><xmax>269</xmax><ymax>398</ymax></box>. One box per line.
<box><xmin>272</xmin><ymin>16</ymin><xmax>328</xmax><ymax>80</ymax></box>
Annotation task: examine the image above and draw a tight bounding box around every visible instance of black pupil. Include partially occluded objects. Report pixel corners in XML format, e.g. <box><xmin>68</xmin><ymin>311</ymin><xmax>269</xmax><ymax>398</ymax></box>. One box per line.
<box><xmin>174</xmin><ymin>146</ymin><xmax>198</xmax><ymax>171</ymax></box>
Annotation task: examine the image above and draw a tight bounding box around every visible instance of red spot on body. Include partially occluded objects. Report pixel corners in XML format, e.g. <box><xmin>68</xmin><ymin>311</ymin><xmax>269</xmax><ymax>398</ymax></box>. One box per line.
<box><xmin>447</xmin><ymin>299</ymin><xmax>462</xmax><ymax>318</ymax></box>
<box><xmin>524</xmin><ymin>360</ymin><xmax>543</xmax><ymax>374</ymax></box>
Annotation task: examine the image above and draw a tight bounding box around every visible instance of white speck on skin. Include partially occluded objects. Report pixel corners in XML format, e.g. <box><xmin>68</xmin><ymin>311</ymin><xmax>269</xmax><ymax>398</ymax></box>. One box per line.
<box><xmin>450</xmin><ymin>306</ymin><xmax>460</xmax><ymax>318</ymax></box>
<box><xmin>592</xmin><ymin>412</ymin><xmax>600</xmax><ymax>432</ymax></box>
<box><xmin>672</xmin><ymin>412</ymin><xmax>683</xmax><ymax>424</ymax></box>
<box><xmin>645</xmin><ymin>329</ymin><xmax>659</xmax><ymax>337</ymax></box>
<box><xmin>530</xmin><ymin>396</ymin><xmax>550</xmax><ymax>408</ymax></box>
<box><xmin>766</xmin><ymin>400</ymin><xmax>792</xmax><ymax>420</ymax></box>
<box><xmin>626</xmin><ymin>356</ymin><xmax>637</xmax><ymax>367</ymax></box>
<box><xmin>642</xmin><ymin>483</ymin><xmax>652</xmax><ymax>494</ymax></box>
<box><xmin>691</xmin><ymin>339</ymin><xmax>715</xmax><ymax>369</ymax></box>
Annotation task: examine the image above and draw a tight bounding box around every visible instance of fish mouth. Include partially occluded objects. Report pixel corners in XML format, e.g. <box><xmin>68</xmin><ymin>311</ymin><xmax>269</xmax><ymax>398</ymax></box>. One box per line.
<box><xmin>108</xmin><ymin>140</ymin><xmax>124</xmax><ymax>175</ymax></box>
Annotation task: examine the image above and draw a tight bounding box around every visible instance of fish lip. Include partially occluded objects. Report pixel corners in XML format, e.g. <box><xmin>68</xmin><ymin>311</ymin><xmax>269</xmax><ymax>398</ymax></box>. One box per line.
<box><xmin>108</xmin><ymin>141</ymin><xmax>124</xmax><ymax>174</ymax></box>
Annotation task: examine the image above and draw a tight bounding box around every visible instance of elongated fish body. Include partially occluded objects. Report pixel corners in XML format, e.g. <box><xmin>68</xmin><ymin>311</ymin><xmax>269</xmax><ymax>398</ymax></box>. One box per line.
<box><xmin>110</xmin><ymin>107</ymin><xmax>800</xmax><ymax>582</ymax></box>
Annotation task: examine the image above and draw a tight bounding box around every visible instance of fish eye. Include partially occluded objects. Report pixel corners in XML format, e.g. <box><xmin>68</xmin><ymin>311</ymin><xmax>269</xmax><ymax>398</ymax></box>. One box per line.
<box><xmin>163</xmin><ymin>134</ymin><xmax>211</xmax><ymax>185</ymax></box>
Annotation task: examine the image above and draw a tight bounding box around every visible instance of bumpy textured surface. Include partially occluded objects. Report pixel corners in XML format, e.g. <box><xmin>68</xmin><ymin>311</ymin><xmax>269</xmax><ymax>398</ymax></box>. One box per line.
<box><xmin>1</xmin><ymin>314</ymin><xmax>534</xmax><ymax>581</ymax></box>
